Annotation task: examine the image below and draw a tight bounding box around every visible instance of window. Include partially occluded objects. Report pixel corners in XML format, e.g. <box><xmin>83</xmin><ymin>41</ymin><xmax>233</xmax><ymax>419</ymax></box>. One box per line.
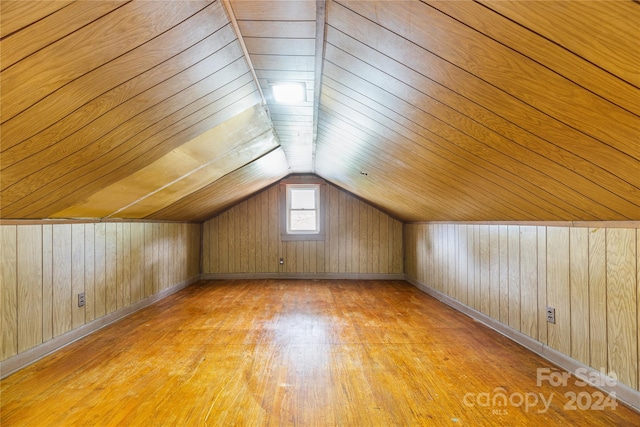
<box><xmin>287</xmin><ymin>184</ymin><xmax>319</xmax><ymax>234</ymax></box>
<box><xmin>280</xmin><ymin>179</ymin><xmax>325</xmax><ymax>241</ymax></box>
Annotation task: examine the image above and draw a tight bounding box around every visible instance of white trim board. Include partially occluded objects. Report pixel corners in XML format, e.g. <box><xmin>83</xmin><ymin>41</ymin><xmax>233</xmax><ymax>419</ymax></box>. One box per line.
<box><xmin>0</xmin><ymin>276</ymin><xmax>199</xmax><ymax>379</ymax></box>
<box><xmin>405</xmin><ymin>276</ymin><xmax>640</xmax><ymax>414</ymax></box>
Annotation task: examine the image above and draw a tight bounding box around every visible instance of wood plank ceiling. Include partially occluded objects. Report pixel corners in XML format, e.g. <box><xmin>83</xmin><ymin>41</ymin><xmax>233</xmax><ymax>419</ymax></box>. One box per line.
<box><xmin>1</xmin><ymin>0</ymin><xmax>638</xmax><ymax>222</ymax></box>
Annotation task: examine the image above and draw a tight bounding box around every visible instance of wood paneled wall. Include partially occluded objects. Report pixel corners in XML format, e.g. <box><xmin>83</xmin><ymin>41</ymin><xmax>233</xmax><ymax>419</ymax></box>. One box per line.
<box><xmin>202</xmin><ymin>182</ymin><xmax>403</xmax><ymax>275</ymax></box>
<box><xmin>0</xmin><ymin>221</ymin><xmax>201</xmax><ymax>361</ymax></box>
<box><xmin>404</xmin><ymin>223</ymin><xmax>640</xmax><ymax>392</ymax></box>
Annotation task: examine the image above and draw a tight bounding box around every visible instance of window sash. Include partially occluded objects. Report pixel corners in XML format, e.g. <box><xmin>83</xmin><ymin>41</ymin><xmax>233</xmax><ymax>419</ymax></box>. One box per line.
<box><xmin>286</xmin><ymin>184</ymin><xmax>319</xmax><ymax>234</ymax></box>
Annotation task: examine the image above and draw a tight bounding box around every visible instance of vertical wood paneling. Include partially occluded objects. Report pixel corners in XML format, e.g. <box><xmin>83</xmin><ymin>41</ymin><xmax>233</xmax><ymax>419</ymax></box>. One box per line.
<box><xmin>84</xmin><ymin>224</ymin><xmax>95</xmax><ymax>322</ymax></box>
<box><xmin>497</xmin><ymin>226</ymin><xmax>508</xmax><ymax>322</ymax></box>
<box><xmin>202</xmin><ymin>182</ymin><xmax>403</xmax><ymax>275</ymax></box>
<box><xmin>71</xmin><ymin>224</ymin><xmax>85</xmax><ymax>329</ymax></box>
<box><xmin>474</xmin><ymin>225</ymin><xmax>481</xmax><ymax>311</ymax></box>
<box><xmin>489</xmin><ymin>226</ymin><xmax>500</xmax><ymax>319</ymax></box>
<box><xmin>606</xmin><ymin>228</ymin><xmax>637</xmax><ymax>389</ymax></box>
<box><xmin>346</xmin><ymin>196</ymin><xmax>354</xmax><ymax>273</ymax></box>
<box><xmin>17</xmin><ymin>225</ymin><xmax>42</xmax><ymax>353</ymax></box>
<box><xmin>479</xmin><ymin>225</ymin><xmax>490</xmax><ymax>315</ymax></box>
<box><xmin>1</xmin><ymin>226</ymin><xmax>18</xmax><ymax>359</ymax></box>
<box><xmin>519</xmin><ymin>226</ymin><xmax>537</xmax><ymax>338</ymax></box>
<box><xmin>547</xmin><ymin>227</ymin><xmax>571</xmax><ymax>355</ymax></box>
<box><xmin>351</xmin><ymin>197</ymin><xmax>360</xmax><ymax>274</ymax></box>
<box><xmin>42</xmin><ymin>225</ymin><xmax>53</xmax><ymax>342</ymax></box>
<box><xmin>211</xmin><ymin>216</ymin><xmax>220</xmax><ymax>275</ymax></box>
<box><xmin>338</xmin><ymin>190</ymin><xmax>346</xmax><ymax>273</ymax></box>
<box><xmin>589</xmin><ymin>227</ymin><xmax>607</xmax><ymax>370</ymax></box>
<box><xmin>218</xmin><ymin>212</ymin><xmax>229</xmax><ymax>274</ymax></box>
<box><xmin>162</xmin><ymin>223</ymin><xmax>170</xmax><ymax>289</ymax></box>
<box><xmin>130</xmin><ymin>223</ymin><xmax>144</xmax><ymax>304</ymax></box>
<box><xmin>537</xmin><ymin>226</ymin><xmax>548</xmax><ymax>345</ymax></box>
<box><xmin>94</xmin><ymin>223</ymin><xmax>106</xmax><ymax>319</ymax></box>
<box><xmin>405</xmin><ymin>222</ymin><xmax>640</xmax><ymax>393</ymax></box>
<box><xmin>240</xmin><ymin>201</ymin><xmax>249</xmax><ymax>272</ymax></box>
<box><xmin>257</xmin><ymin>192</ymin><xmax>266</xmax><ymax>272</ymax></box>
<box><xmin>202</xmin><ymin>221</ymin><xmax>210</xmax><ymax>274</ymax></box>
<box><xmin>393</xmin><ymin>219</ymin><xmax>403</xmax><ymax>274</ymax></box>
<box><xmin>144</xmin><ymin>223</ymin><xmax>153</xmax><ymax>298</ymax></box>
<box><xmin>152</xmin><ymin>223</ymin><xmax>160</xmax><ymax>294</ymax></box>
<box><xmin>116</xmin><ymin>223</ymin><xmax>124</xmax><ymax>308</ymax></box>
<box><xmin>269</xmin><ymin>186</ymin><xmax>280</xmax><ymax>273</ymax></box>
<box><xmin>570</xmin><ymin>227</ymin><xmax>590</xmax><ymax>365</ymax></box>
<box><xmin>52</xmin><ymin>224</ymin><xmax>72</xmax><ymax>337</ymax></box>
<box><xmin>249</xmin><ymin>197</ymin><xmax>258</xmax><ymax>273</ymax></box>
<box><xmin>1</xmin><ymin>221</ymin><xmax>200</xmax><ymax>362</ymax></box>
<box><xmin>122</xmin><ymin>223</ymin><xmax>131</xmax><ymax>306</ymax></box>
<box><xmin>358</xmin><ymin>201</ymin><xmax>368</xmax><ymax>274</ymax></box>
<box><xmin>105</xmin><ymin>223</ymin><xmax>117</xmax><ymax>314</ymax></box>
<box><xmin>508</xmin><ymin>226</ymin><xmax>520</xmax><ymax>331</ymax></box>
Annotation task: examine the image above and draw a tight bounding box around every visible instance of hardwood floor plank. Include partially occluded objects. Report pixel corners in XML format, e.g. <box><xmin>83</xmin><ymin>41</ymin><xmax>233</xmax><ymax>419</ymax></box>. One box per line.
<box><xmin>2</xmin><ymin>280</ymin><xmax>638</xmax><ymax>425</ymax></box>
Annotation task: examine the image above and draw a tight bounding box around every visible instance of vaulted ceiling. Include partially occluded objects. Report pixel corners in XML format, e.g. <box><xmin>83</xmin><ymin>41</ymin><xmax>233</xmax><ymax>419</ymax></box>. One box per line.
<box><xmin>1</xmin><ymin>0</ymin><xmax>639</xmax><ymax>222</ymax></box>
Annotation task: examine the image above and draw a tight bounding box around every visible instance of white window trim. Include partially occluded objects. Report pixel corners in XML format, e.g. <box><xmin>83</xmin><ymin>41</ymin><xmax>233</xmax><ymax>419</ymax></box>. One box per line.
<box><xmin>280</xmin><ymin>178</ymin><xmax>326</xmax><ymax>242</ymax></box>
<box><xmin>286</xmin><ymin>184</ymin><xmax>320</xmax><ymax>234</ymax></box>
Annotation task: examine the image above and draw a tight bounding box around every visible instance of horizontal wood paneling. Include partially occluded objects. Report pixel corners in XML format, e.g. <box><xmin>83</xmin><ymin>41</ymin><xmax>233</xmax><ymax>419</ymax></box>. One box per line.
<box><xmin>202</xmin><ymin>178</ymin><xmax>403</xmax><ymax>275</ymax></box>
<box><xmin>405</xmin><ymin>222</ymin><xmax>640</xmax><ymax>392</ymax></box>
<box><xmin>0</xmin><ymin>221</ymin><xmax>200</xmax><ymax>362</ymax></box>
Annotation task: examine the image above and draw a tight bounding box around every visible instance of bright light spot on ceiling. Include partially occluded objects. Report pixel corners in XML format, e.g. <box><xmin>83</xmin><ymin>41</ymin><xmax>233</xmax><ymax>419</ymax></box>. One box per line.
<box><xmin>272</xmin><ymin>82</ymin><xmax>306</xmax><ymax>104</ymax></box>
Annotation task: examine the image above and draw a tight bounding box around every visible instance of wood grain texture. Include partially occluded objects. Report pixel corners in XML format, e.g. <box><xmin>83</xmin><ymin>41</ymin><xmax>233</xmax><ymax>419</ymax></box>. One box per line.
<box><xmin>519</xmin><ymin>226</ymin><xmax>537</xmax><ymax>339</ymax></box>
<box><xmin>16</xmin><ymin>225</ymin><xmax>42</xmax><ymax>353</ymax></box>
<box><xmin>2</xmin><ymin>1</ymin><xmax>212</xmax><ymax>123</ymax></box>
<box><xmin>0</xmin><ymin>1</ymin><xmax>73</xmax><ymax>38</ymax></box>
<box><xmin>71</xmin><ymin>224</ymin><xmax>85</xmax><ymax>329</ymax></box>
<box><xmin>405</xmin><ymin>222</ymin><xmax>640</xmax><ymax>394</ymax></box>
<box><xmin>546</xmin><ymin>227</ymin><xmax>571</xmax><ymax>355</ymax></box>
<box><xmin>1</xmin><ymin>221</ymin><xmax>200</xmax><ymax>362</ymax></box>
<box><xmin>507</xmin><ymin>226</ymin><xmax>520</xmax><ymax>330</ymax></box>
<box><xmin>570</xmin><ymin>227</ymin><xmax>590</xmax><ymax>365</ymax></box>
<box><xmin>589</xmin><ymin>227</ymin><xmax>607</xmax><ymax>371</ymax></box>
<box><xmin>478</xmin><ymin>0</ymin><xmax>640</xmax><ymax>88</ymax></box>
<box><xmin>2</xmin><ymin>280</ymin><xmax>639</xmax><ymax>425</ymax></box>
<box><xmin>42</xmin><ymin>225</ymin><xmax>53</xmax><ymax>342</ymax></box>
<box><xmin>52</xmin><ymin>225</ymin><xmax>72</xmax><ymax>338</ymax></box>
<box><xmin>1</xmin><ymin>0</ymin><xmax>639</xmax><ymax>224</ymax></box>
<box><xmin>498</xmin><ymin>225</ymin><xmax>508</xmax><ymax>324</ymax></box>
<box><xmin>606</xmin><ymin>228</ymin><xmax>638</xmax><ymax>389</ymax></box>
<box><xmin>0</xmin><ymin>2</ymin><xmax>126</xmax><ymax>71</ymax></box>
<box><xmin>2</xmin><ymin>17</ymin><xmax>235</xmax><ymax>164</ymax></box>
<box><xmin>316</xmin><ymin>1</ymin><xmax>640</xmax><ymax>222</ymax></box>
<box><xmin>537</xmin><ymin>227</ymin><xmax>548</xmax><ymax>345</ymax></box>
<box><xmin>84</xmin><ymin>224</ymin><xmax>95</xmax><ymax>323</ymax></box>
<box><xmin>1</xmin><ymin>226</ymin><xmax>18</xmax><ymax>359</ymax></box>
<box><xmin>202</xmin><ymin>177</ymin><xmax>403</xmax><ymax>275</ymax></box>
<box><xmin>431</xmin><ymin>0</ymin><xmax>639</xmax><ymax>115</ymax></box>
<box><xmin>94</xmin><ymin>223</ymin><xmax>107</xmax><ymax>320</ymax></box>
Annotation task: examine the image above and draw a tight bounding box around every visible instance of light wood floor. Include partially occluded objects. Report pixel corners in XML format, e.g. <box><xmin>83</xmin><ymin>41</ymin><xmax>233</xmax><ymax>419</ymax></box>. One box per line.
<box><xmin>2</xmin><ymin>280</ymin><xmax>639</xmax><ymax>426</ymax></box>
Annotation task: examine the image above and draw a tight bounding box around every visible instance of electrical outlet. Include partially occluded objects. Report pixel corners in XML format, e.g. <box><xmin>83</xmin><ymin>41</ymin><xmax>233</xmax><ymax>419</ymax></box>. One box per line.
<box><xmin>78</xmin><ymin>293</ymin><xmax>85</xmax><ymax>307</ymax></box>
<box><xmin>546</xmin><ymin>306</ymin><xmax>555</xmax><ymax>324</ymax></box>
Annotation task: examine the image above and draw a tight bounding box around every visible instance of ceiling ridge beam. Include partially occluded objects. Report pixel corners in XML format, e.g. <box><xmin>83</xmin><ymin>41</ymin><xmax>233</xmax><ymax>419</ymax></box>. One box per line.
<box><xmin>311</xmin><ymin>0</ymin><xmax>327</xmax><ymax>173</ymax></box>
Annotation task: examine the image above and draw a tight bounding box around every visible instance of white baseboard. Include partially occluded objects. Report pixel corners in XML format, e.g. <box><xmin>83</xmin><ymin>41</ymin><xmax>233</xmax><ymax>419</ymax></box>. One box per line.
<box><xmin>201</xmin><ymin>272</ymin><xmax>405</xmax><ymax>281</ymax></box>
<box><xmin>405</xmin><ymin>276</ymin><xmax>640</xmax><ymax>413</ymax></box>
<box><xmin>0</xmin><ymin>276</ymin><xmax>199</xmax><ymax>379</ymax></box>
